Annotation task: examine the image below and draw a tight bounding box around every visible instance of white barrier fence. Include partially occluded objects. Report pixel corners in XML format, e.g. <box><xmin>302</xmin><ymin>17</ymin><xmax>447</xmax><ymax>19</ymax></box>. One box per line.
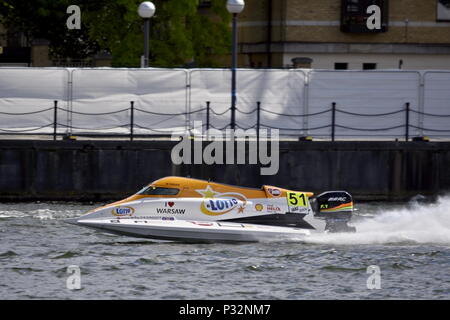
<box><xmin>0</xmin><ymin>68</ymin><xmax>70</xmax><ymax>133</ymax></box>
<box><xmin>70</xmin><ymin>68</ymin><xmax>189</xmax><ymax>135</ymax></box>
<box><xmin>0</xmin><ymin>68</ymin><xmax>449</xmax><ymax>139</ymax></box>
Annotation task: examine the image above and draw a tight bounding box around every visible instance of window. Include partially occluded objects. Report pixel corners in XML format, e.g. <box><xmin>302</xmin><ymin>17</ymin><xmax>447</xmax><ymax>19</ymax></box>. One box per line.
<box><xmin>363</xmin><ymin>63</ymin><xmax>377</xmax><ymax>70</ymax></box>
<box><xmin>341</xmin><ymin>0</ymin><xmax>389</xmax><ymax>33</ymax></box>
<box><xmin>437</xmin><ymin>0</ymin><xmax>450</xmax><ymax>21</ymax></box>
<box><xmin>347</xmin><ymin>0</ymin><xmax>361</xmax><ymax>13</ymax></box>
<box><xmin>137</xmin><ymin>186</ymin><xmax>179</xmax><ymax>196</ymax></box>
<box><xmin>335</xmin><ymin>63</ymin><xmax>349</xmax><ymax>70</ymax></box>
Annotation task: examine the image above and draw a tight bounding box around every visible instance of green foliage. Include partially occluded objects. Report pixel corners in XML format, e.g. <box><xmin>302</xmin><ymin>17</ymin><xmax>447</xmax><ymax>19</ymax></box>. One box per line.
<box><xmin>0</xmin><ymin>0</ymin><xmax>100</xmax><ymax>59</ymax></box>
<box><xmin>0</xmin><ymin>0</ymin><xmax>231</xmax><ymax>67</ymax></box>
<box><xmin>83</xmin><ymin>0</ymin><xmax>231</xmax><ymax>67</ymax></box>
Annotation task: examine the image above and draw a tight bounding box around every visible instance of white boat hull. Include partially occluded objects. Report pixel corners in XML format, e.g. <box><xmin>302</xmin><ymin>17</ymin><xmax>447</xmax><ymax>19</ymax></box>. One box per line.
<box><xmin>67</xmin><ymin>217</ymin><xmax>312</xmax><ymax>242</ymax></box>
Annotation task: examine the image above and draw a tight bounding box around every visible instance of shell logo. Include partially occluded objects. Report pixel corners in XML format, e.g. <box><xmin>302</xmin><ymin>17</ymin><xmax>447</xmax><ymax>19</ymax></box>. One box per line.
<box><xmin>255</xmin><ymin>204</ymin><xmax>263</xmax><ymax>211</ymax></box>
<box><xmin>111</xmin><ymin>206</ymin><xmax>135</xmax><ymax>217</ymax></box>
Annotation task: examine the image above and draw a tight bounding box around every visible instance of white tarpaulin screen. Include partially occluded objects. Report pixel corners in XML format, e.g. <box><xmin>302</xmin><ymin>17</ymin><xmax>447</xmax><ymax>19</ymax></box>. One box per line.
<box><xmin>71</xmin><ymin>68</ymin><xmax>188</xmax><ymax>134</ymax></box>
<box><xmin>0</xmin><ymin>67</ymin><xmax>448</xmax><ymax>139</ymax></box>
<box><xmin>0</xmin><ymin>68</ymin><xmax>69</xmax><ymax>133</ymax></box>
<box><xmin>307</xmin><ymin>71</ymin><xmax>421</xmax><ymax>138</ymax></box>
<box><xmin>423</xmin><ymin>72</ymin><xmax>450</xmax><ymax>137</ymax></box>
<box><xmin>189</xmin><ymin>69</ymin><xmax>306</xmax><ymax>134</ymax></box>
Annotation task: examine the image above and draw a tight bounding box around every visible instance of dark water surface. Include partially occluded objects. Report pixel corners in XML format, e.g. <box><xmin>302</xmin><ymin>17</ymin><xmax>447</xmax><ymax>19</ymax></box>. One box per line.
<box><xmin>0</xmin><ymin>198</ymin><xmax>449</xmax><ymax>299</ymax></box>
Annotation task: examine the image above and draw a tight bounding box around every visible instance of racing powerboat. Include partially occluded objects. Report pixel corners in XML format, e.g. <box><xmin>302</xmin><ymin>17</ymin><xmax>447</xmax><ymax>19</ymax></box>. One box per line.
<box><xmin>66</xmin><ymin>176</ymin><xmax>355</xmax><ymax>242</ymax></box>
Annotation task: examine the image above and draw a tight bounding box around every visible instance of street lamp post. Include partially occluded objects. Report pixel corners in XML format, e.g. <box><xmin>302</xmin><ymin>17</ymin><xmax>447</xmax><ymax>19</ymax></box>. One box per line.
<box><xmin>226</xmin><ymin>0</ymin><xmax>245</xmax><ymax>130</ymax></box>
<box><xmin>138</xmin><ymin>2</ymin><xmax>156</xmax><ymax>68</ymax></box>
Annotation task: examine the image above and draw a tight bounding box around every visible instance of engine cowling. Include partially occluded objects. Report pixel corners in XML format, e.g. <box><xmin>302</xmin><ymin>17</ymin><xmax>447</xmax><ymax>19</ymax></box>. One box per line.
<box><xmin>310</xmin><ymin>191</ymin><xmax>356</xmax><ymax>233</ymax></box>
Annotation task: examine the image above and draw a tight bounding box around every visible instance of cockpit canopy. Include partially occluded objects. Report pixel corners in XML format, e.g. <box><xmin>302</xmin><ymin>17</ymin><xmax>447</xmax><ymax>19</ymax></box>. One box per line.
<box><xmin>137</xmin><ymin>185</ymin><xmax>179</xmax><ymax>196</ymax></box>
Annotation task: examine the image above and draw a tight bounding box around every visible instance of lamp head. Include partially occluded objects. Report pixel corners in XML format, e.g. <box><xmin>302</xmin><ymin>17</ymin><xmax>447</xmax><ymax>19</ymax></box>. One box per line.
<box><xmin>226</xmin><ymin>0</ymin><xmax>245</xmax><ymax>14</ymax></box>
<box><xmin>138</xmin><ymin>1</ymin><xmax>155</xmax><ymax>18</ymax></box>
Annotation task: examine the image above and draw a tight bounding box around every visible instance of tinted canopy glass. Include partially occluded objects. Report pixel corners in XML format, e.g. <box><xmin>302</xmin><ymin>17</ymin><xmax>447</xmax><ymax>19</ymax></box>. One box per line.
<box><xmin>137</xmin><ymin>186</ymin><xmax>179</xmax><ymax>195</ymax></box>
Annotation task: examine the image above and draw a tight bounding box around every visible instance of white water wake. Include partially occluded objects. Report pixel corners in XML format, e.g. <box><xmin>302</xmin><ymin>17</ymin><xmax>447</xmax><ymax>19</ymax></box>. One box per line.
<box><xmin>303</xmin><ymin>195</ymin><xmax>450</xmax><ymax>245</ymax></box>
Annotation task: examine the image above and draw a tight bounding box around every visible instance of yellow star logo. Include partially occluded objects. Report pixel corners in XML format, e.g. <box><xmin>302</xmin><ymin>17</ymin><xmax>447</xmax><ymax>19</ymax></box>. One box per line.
<box><xmin>238</xmin><ymin>206</ymin><xmax>245</xmax><ymax>213</ymax></box>
<box><xmin>196</xmin><ymin>185</ymin><xmax>219</xmax><ymax>198</ymax></box>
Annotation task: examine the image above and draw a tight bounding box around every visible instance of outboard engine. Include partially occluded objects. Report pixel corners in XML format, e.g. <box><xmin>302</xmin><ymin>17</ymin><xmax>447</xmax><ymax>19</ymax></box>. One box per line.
<box><xmin>311</xmin><ymin>191</ymin><xmax>356</xmax><ymax>233</ymax></box>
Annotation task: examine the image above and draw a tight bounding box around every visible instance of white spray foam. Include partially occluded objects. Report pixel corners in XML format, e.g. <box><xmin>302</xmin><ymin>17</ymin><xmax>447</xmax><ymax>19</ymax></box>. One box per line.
<box><xmin>0</xmin><ymin>210</ymin><xmax>27</xmax><ymax>219</ymax></box>
<box><xmin>0</xmin><ymin>208</ymin><xmax>85</xmax><ymax>220</ymax></box>
<box><xmin>302</xmin><ymin>195</ymin><xmax>450</xmax><ymax>245</ymax></box>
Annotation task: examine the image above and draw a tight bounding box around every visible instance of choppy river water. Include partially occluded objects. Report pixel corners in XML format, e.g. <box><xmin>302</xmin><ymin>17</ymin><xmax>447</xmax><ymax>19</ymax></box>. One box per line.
<box><xmin>0</xmin><ymin>197</ymin><xmax>449</xmax><ymax>299</ymax></box>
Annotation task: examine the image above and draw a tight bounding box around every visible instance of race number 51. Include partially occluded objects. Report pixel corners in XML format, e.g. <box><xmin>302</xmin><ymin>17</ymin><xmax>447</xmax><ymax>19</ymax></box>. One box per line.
<box><xmin>287</xmin><ymin>192</ymin><xmax>308</xmax><ymax>207</ymax></box>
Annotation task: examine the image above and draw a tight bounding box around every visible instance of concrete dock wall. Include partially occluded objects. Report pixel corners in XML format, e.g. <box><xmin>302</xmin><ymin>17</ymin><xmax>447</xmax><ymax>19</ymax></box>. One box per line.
<box><xmin>0</xmin><ymin>140</ymin><xmax>449</xmax><ymax>201</ymax></box>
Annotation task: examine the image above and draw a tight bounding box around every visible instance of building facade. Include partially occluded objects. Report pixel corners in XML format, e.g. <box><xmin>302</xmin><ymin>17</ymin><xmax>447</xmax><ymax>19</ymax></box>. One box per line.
<box><xmin>238</xmin><ymin>0</ymin><xmax>450</xmax><ymax>69</ymax></box>
<box><xmin>2</xmin><ymin>1</ymin><xmax>450</xmax><ymax>69</ymax></box>
<box><xmin>0</xmin><ymin>22</ymin><xmax>31</xmax><ymax>67</ymax></box>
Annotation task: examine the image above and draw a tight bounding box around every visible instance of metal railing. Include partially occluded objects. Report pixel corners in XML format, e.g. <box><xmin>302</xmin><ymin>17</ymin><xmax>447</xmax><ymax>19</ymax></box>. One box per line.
<box><xmin>203</xmin><ymin>101</ymin><xmax>450</xmax><ymax>141</ymax></box>
<box><xmin>1</xmin><ymin>101</ymin><xmax>450</xmax><ymax>140</ymax></box>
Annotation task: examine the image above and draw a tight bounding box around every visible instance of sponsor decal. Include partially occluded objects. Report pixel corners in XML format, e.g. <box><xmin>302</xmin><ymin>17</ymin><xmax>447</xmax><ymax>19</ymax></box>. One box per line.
<box><xmin>191</xmin><ymin>222</ymin><xmax>214</xmax><ymax>227</ymax></box>
<box><xmin>111</xmin><ymin>206</ymin><xmax>135</xmax><ymax>217</ymax></box>
<box><xmin>320</xmin><ymin>202</ymin><xmax>353</xmax><ymax>213</ymax></box>
<box><xmin>255</xmin><ymin>204</ymin><xmax>263</xmax><ymax>211</ymax></box>
<box><xmin>196</xmin><ymin>185</ymin><xmax>248</xmax><ymax>216</ymax></box>
<box><xmin>268</xmin><ymin>188</ymin><xmax>281</xmax><ymax>197</ymax></box>
<box><xmin>156</xmin><ymin>208</ymin><xmax>186</xmax><ymax>214</ymax></box>
<box><xmin>266</xmin><ymin>204</ymin><xmax>282</xmax><ymax>213</ymax></box>
<box><xmin>328</xmin><ymin>197</ymin><xmax>347</xmax><ymax>202</ymax></box>
<box><xmin>289</xmin><ymin>206</ymin><xmax>309</xmax><ymax>214</ymax></box>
